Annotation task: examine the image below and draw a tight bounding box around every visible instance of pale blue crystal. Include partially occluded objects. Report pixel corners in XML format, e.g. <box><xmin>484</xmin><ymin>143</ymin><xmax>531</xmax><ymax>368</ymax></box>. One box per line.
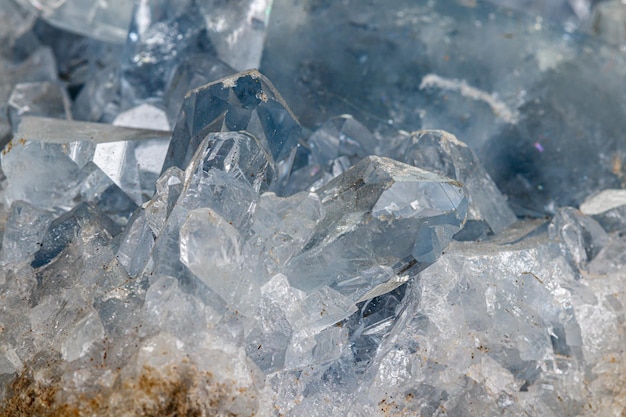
<box><xmin>0</xmin><ymin>201</ymin><xmax>54</xmax><ymax>264</ymax></box>
<box><xmin>180</xmin><ymin>207</ymin><xmax>259</xmax><ymax>311</ymax></box>
<box><xmin>197</xmin><ymin>0</ymin><xmax>272</xmax><ymax>71</ymax></box>
<box><xmin>285</xmin><ymin>155</ymin><xmax>467</xmax><ymax>302</ymax></box>
<box><xmin>7</xmin><ymin>81</ymin><xmax>71</xmax><ymax>130</ymax></box>
<box><xmin>162</xmin><ymin>70</ymin><xmax>301</xmax><ymax>194</ymax></box>
<box><xmin>18</xmin><ymin>0</ymin><xmax>133</xmax><ymax>43</ymax></box>
<box><xmin>393</xmin><ymin>130</ymin><xmax>517</xmax><ymax>239</ymax></box>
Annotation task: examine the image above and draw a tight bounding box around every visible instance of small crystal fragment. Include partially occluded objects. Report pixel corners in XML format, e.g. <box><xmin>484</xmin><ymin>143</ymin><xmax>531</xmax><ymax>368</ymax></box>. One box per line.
<box><xmin>31</xmin><ymin>202</ymin><xmax>119</xmax><ymax>269</ymax></box>
<box><xmin>548</xmin><ymin>207</ymin><xmax>609</xmax><ymax>268</ymax></box>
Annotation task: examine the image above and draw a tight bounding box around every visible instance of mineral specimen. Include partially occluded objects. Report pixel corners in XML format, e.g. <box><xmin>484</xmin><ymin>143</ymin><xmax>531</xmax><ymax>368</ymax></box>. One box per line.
<box><xmin>1</xmin><ymin>0</ymin><xmax>626</xmax><ymax>416</ymax></box>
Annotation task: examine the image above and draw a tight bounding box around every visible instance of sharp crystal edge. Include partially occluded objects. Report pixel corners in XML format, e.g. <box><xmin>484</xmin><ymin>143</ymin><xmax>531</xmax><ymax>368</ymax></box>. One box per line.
<box><xmin>1</xmin><ymin>1</ymin><xmax>626</xmax><ymax>416</ymax></box>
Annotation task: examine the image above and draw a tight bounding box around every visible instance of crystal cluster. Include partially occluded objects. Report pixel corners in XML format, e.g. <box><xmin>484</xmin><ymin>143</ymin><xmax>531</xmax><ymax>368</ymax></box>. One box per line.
<box><xmin>1</xmin><ymin>1</ymin><xmax>626</xmax><ymax>416</ymax></box>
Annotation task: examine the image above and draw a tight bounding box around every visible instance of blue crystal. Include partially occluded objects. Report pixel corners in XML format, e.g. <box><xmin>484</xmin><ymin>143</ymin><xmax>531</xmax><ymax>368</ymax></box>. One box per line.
<box><xmin>163</xmin><ymin>70</ymin><xmax>301</xmax><ymax>194</ymax></box>
<box><xmin>1</xmin><ymin>1</ymin><xmax>626</xmax><ymax>416</ymax></box>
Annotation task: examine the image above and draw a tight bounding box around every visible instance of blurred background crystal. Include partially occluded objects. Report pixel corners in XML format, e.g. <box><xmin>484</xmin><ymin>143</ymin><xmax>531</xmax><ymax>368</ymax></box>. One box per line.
<box><xmin>1</xmin><ymin>0</ymin><xmax>626</xmax><ymax>416</ymax></box>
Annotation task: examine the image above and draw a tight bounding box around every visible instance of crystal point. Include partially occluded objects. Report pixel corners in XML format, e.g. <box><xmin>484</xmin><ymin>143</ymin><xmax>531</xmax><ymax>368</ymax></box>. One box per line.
<box><xmin>163</xmin><ymin>70</ymin><xmax>301</xmax><ymax>193</ymax></box>
<box><xmin>286</xmin><ymin>155</ymin><xmax>467</xmax><ymax>302</ymax></box>
<box><xmin>395</xmin><ymin>130</ymin><xmax>517</xmax><ymax>238</ymax></box>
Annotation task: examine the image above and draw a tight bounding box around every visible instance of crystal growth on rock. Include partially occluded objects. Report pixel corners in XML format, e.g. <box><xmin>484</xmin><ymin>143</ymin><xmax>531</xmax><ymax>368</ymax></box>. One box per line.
<box><xmin>1</xmin><ymin>1</ymin><xmax>626</xmax><ymax>416</ymax></box>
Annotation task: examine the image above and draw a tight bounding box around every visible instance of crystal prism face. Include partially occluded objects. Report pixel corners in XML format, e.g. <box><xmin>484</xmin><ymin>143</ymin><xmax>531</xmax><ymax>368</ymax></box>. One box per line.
<box><xmin>163</xmin><ymin>69</ymin><xmax>301</xmax><ymax>193</ymax></box>
<box><xmin>13</xmin><ymin>116</ymin><xmax>171</xmax><ymax>206</ymax></box>
<box><xmin>0</xmin><ymin>201</ymin><xmax>54</xmax><ymax>264</ymax></box>
<box><xmin>285</xmin><ymin>156</ymin><xmax>467</xmax><ymax>302</ymax></box>
<box><xmin>285</xmin><ymin>114</ymin><xmax>379</xmax><ymax>193</ymax></box>
<box><xmin>122</xmin><ymin>0</ymin><xmax>213</xmax><ymax>104</ymax></box>
<box><xmin>195</xmin><ymin>131</ymin><xmax>275</xmax><ymax>193</ymax></box>
<box><xmin>19</xmin><ymin>0</ymin><xmax>133</xmax><ymax>43</ymax></box>
<box><xmin>308</xmin><ymin>115</ymin><xmax>378</xmax><ymax>167</ymax></box>
<box><xmin>197</xmin><ymin>0</ymin><xmax>272</xmax><ymax>71</ymax></box>
<box><xmin>395</xmin><ymin>130</ymin><xmax>517</xmax><ymax>238</ymax></box>
<box><xmin>164</xmin><ymin>54</ymin><xmax>236</xmax><ymax>126</ymax></box>
<box><xmin>180</xmin><ymin>208</ymin><xmax>252</xmax><ymax>306</ymax></box>
<box><xmin>31</xmin><ymin>202</ymin><xmax>119</xmax><ymax>269</ymax></box>
<box><xmin>8</xmin><ymin>81</ymin><xmax>71</xmax><ymax>129</ymax></box>
<box><xmin>548</xmin><ymin>207</ymin><xmax>608</xmax><ymax>269</ymax></box>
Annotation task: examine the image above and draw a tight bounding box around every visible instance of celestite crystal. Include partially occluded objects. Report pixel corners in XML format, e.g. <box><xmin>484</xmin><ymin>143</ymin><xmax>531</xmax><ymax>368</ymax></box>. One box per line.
<box><xmin>17</xmin><ymin>0</ymin><xmax>133</xmax><ymax>43</ymax></box>
<box><xmin>392</xmin><ymin>129</ymin><xmax>517</xmax><ymax>239</ymax></box>
<box><xmin>162</xmin><ymin>69</ymin><xmax>302</xmax><ymax>193</ymax></box>
<box><xmin>1</xmin><ymin>1</ymin><xmax>626</xmax><ymax>416</ymax></box>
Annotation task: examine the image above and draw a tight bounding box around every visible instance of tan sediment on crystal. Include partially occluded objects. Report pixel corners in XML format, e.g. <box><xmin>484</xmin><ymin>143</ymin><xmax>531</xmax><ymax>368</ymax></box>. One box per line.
<box><xmin>1</xmin><ymin>362</ymin><xmax>258</xmax><ymax>417</ymax></box>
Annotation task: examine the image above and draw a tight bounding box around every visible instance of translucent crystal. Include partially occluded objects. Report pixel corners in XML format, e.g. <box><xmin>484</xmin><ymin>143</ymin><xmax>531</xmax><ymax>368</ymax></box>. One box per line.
<box><xmin>393</xmin><ymin>130</ymin><xmax>517</xmax><ymax>239</ymax></box>
<box><xmin>7</xmin><ymin>81</ymin><xmax>71</xmax><ymax>129</ymax></box>
<box><xmin>162</xmin><ymin>70</ymin><xmax>301</xmax><ymax>194</ymax></box>
<box><xmin>18</xmin><ymin>0</ymin><xmax>133</xmax><ymax>43</ymax></box>
<box><xmin>0</xmin><ymin>46</ymin><xmax>58</xmax><ymax>143</ymax></box>
<box><xmin>548</xmin><ymin>207</ymin><xmax>608</xmax><ymax>268</ymax></box>
<box><xmin>142</xmin><ymin>276</ymin><xmax>218</xmax><ymax>342</ymax></box>
<box><xmin>180</xmin><ymin>207</ymin><xmax>258</xmax><ymax>310</ymax></box>
<box><xmin>1</xmin><ymin>136</ymin><xmax>82</xmax><ymax>209</ymax></box>
<box><xmin>15</xmin><ymin>116</ymin><xmax>169</xmax><ymax>145</ymax></box>
<box><xmin>122</xmin><ymin>0</ymin><xmax>213</xmax><ymax>104</ymax></box>
<box><xmin>285</xmin><ymin>155</ymin><xmax>467</xmax><ymax>302</ymax></box>
<box><xmin>580</xmin><ymin>189</ymin><xmax>626</xmax><ymax>215</ymax></box>
<box><xmin>0</xmin><ymin>201</ymin><xmax>54</xmax><ymax>264</ymax></box>
<box><xmin>146</xmin><ymin>131</ymin><xmax>270</xmax><ymax>295</ymax></box>
<box><xmin>249</xmin><ymin>191</ymin><xmax>324</xmax><ymax>273</ymax></box>
<box><xmin>15</xmin><ymin>116</ymin><xmax>171</xmax><ymax>204</ymax></box>
<box><xmin>112</xmin><ymin>103</ymin><xmax>170</xmax><ymax>131</ymax></box>
<box><xmin>31</xmin><ymin>202</ymin><xmax>120</xmax><ymax>269</ymax></box>
<box><xmin>143</xmin><ymin>166</ymin><xmax>184</xmax><ymax>237</ymax></box>
<box><xmin>285</xmin><ymin>325</ymin><xmax>348</xmax><ymax>370</ymax></box>
<box><xmin>248</xmin><ymin>274</ymin><xmax>306</xmax><ymax>372</ymax></box>
<box><xmin>1</xmin><ymin>134</ymin><xmax>138</xmax><ymax>225</ymax></box>
<box><xmin>197</xmin><ymin>0</ymin><xmax>272</xmax><ymax>71</ymax></box>
<box><xmin>287</xmin><ymin>114</ymin><xmax>379</xmax><ymax>192</ymax></box>
<box><xmin>3</xmin><ymin>3</ymin><xmax>626</xmax><ymax>415</ymax></box>
<box><xmin>308</xmin><ymin>115</ymin><xmax>378</xmax><ymax>168</ymax></box>
<box><xmin>114</xmin><ymin>211</ymin><xmax>154</xmax><ymax>278</ymax></box>
<box><xmin>61</xmin><ymin>311</ymin><xmax>105</xmax><ymax>362</ymax></box>
<box><xmin>164</xmin><ymin>53</ymin><xmax>235</xmax><ymax>125</ymax></box>
<box><xmin>71</xmin><ymin>63</ymin><xmax>121</xmax><ymax>123</ymax></box>
<box><xmin>31</xmin><ymin>18</ymin><xmax>125</xmax><ymax>89</ymax></box>
<box><xmin>580</xmin><ymin>189</ymin><xmax>626</xmax><ymax>233</ymax></box>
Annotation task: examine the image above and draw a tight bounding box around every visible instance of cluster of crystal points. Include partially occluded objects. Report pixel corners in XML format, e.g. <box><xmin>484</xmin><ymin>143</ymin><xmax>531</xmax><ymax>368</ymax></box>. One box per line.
<box><xmin>1</xmin><ymin>0</ymin><xmax>626</xmax><ymax>416</ymax></box>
